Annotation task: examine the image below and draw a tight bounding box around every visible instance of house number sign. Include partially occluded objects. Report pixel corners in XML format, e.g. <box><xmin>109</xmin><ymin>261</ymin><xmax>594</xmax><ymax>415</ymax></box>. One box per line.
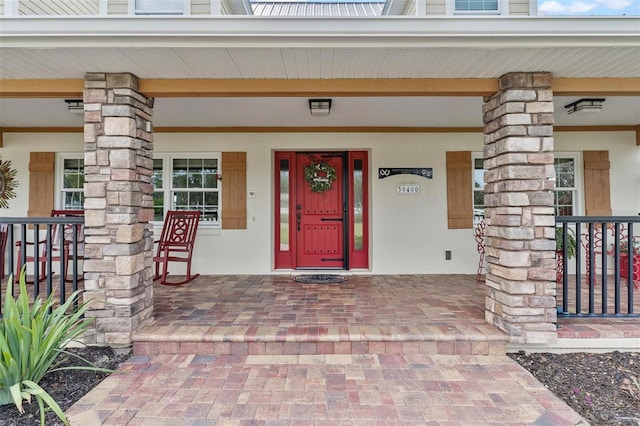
<box><xmin>378</xmin><ymin>167</ymin><xmax>433</xmax><ymax>179</ymax></box>
<box><xmin>397</xmin><ymin>183</ymin><xmax>420</xmax><ymax>195</ymax></box>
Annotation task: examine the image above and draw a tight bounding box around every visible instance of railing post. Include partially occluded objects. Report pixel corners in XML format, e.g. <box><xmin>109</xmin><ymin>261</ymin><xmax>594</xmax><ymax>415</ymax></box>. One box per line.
<box><xmin>556</xmin><ymin>216</ymin><xmax>639</xmax><ymax>318</ymax></box>
<box><xmin>0</xmin><ymin>216</ymin><xmax>84</xmax><ymax>319</ymax></box>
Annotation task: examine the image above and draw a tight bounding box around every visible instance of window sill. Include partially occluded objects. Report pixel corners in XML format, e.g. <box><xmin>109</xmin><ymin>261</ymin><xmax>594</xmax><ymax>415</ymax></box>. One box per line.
<box><xmin>453</xmin><ymin>11</ymin><xmax>500</xmax><ymax>15</ymax></box>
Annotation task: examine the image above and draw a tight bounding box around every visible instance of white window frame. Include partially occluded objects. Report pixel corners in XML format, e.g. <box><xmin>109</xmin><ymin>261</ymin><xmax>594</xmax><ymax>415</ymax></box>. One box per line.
<box><xmin>471</xmin><ymin>152</ymin><xmax>584</xmax><ymax>219</ymax></box>
<box><xmin>448</xmin><ymin>0</ymin><xmax>507</xmax><ymax>15</ymax></box>
<box><xmin>471</xmin><ymin>152</ymin><xmax>485</xmax><ymax>222</ymax></box>
<box><xmin>153</xmin><ymin>153</ymin><xmax>222</xmax><ymax>228</ymax></box>
<box><xmin>56</xmin><ymin>153</ymin><xmax>85</xmax><ymax>210</ymax></box>
<box><xmin>553</xmin><ymin>152</ymin><xmax>583</xmax><ymax>217</ymax></box>
<box><xmin>129</xmin><ymin>0</ymin><xmax>189</xmax><ymax>15</ymax></box>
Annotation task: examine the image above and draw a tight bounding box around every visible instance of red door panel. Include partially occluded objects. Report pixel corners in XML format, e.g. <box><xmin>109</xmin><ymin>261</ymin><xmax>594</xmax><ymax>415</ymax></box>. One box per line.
<box><xmin>274</xmin><ymin>151</ymin><xmax>369</xmax><ymax>271</ymax></box>
<box><xmin>296</xmin><ymin>154</ymin><xmax>344</xmax><ymax>268</ymax></box>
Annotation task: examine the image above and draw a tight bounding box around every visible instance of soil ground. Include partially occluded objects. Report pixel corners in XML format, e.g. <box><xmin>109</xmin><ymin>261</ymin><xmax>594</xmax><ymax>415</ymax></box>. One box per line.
<box><xmin>509</xmin><ymin>351</ymin><xmax>640</xmax><ymax>426</ymax></box>
<box><xmin>0</xmin><ymin>349</ymin><xmax>638</xmax><ymax>425</ymax></box>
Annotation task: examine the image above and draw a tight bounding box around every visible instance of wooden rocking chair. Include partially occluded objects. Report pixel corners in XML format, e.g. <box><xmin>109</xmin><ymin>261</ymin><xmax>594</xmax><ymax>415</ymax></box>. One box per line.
<box><xmin>153</xmin><ymin>210</ymin><xmax>201</xmax><ymax>286</ymax></box>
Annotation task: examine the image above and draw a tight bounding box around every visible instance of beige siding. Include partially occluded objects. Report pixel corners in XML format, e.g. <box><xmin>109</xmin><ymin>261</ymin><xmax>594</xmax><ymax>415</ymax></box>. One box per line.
<box><xmin>509</xmin><ymin>0</ymin><xmax>531</xmax><ymax>15</ymax></box>
<box><xmin>108</xmin><ymin>0</ymin><xmax>128</xmax><ymax>14</ymax></box>
<box><xmin>426</xmin><ymin>0</ymin><xmax>446</xmax><ymax>15</ymax></box>
<box><xmin>191</xmin><ymin>0</ymin><xmax>210</xmax><ymax>14</ymax></box>
<box><xmin>0</xmin><ymin>0</ymin><xmax>4</xmax><ymax>15</ymax></box>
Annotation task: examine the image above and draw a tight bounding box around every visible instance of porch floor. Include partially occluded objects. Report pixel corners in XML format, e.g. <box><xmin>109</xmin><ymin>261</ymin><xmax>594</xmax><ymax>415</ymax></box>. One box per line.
<box><xmin>133</xmin><ymin>273</ymin><xmax>640</xmax><ymax>357</ymax></box>
<box><xmin>134</xmin><ymin>274</ymin><xmax>509</xmax><ymax>356</ymax></box>
<box><xmin>555</xmin><ymin>275</ymin><xmax>640</xmax><ymax>341</ymax></box>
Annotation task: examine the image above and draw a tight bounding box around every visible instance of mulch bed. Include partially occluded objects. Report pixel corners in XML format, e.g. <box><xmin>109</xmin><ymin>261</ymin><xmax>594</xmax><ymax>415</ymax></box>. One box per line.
<box><xmin>1</xmin><ymin>348</ymin><xmax>638</xmax><ymax>425</ymax></box>
<box><xmin>0</xmin><ymin>346</ymin><xmax>131</xmax><ymax>426</ymax></box>
<box><xmin>509</xmin><ymin>351</ymin><xmax>640</xmax><ymax>426</ymax></box>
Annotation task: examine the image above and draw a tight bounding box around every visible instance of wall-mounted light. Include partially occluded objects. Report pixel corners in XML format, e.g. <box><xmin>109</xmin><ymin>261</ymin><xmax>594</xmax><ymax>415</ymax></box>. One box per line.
<box><xmin>308</xmin><ymin>99</ymin><xmax>332</xmax><ymax>116</ymax></box>
<box><xmin>65</xmin><ymin>99</ymin><xmax>84</xmax><ymax>114</ymax></box>
<box><xmin>564</xmin><ymin>98</ymin><xmax>605</xmax><ymax>114</ymax></box>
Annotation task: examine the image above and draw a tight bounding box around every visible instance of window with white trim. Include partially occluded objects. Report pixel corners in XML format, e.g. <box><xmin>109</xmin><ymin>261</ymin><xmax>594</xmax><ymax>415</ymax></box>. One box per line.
<box><xmin>472</xmin><ymin>155</ymin><xmax>485</xmax><ymax>222</ymax></box>
<box><xmin>471</xmin><ymin>153</ymin><xmax>581</xmax><ymax>219</ymax></box>
<box><xmin>153</xmin><ymin>154</ymin><xmax>221</xmax><ymax>225</ymax></box>
<box><xmin>553</xmin><ymin>155</ymin><xmax>579</xmax><ymax>216</ymax></box>
<box><xmin>57</xmin><ymin>154</ymin><xmax>85</xmax><ymax>210</ymax></box>
<box><xmin>133</xmin><ymin>0</ymin><xmax>185</xmax><ymax>15</ymax></box>
<box><xmin>455</xmin><ymin>0</ymin><xmax>499</xmax><ymax>13</ymax></box>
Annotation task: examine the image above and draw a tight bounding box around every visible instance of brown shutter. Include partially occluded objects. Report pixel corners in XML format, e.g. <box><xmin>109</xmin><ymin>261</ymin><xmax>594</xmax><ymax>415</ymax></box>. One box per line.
<box><xmin>28</xmin><ymin>152</ymin><xmax>55</xmax><ymax>217</ymax></box>
<box><xmin>446</xmin><ymin>151</ymin><xmax>473</xmax><ymax>229</ymax></box>
<box><xmin>583</xmin><ymin>150</ymin><xmax>611</xmax><ymax>216</ymax></box>
<box><xmin>221</xmin><ymin>152</ymin><xmax>247</xmax><ymax>229</ymax></box>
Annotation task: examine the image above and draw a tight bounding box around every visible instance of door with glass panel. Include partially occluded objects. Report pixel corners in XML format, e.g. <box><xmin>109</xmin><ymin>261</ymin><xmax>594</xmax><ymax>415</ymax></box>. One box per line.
<box><xmin>274</xmin><ymin>151</ymin><xmax>368</xmax><ymax>270</ymax></box>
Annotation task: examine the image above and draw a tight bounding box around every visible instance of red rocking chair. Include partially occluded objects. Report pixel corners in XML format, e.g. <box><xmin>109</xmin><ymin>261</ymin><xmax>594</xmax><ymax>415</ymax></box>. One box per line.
<box><xmin>153</xmin><ymin>210</ymin><xmax>201</xmax><ymax>286</ymax></box>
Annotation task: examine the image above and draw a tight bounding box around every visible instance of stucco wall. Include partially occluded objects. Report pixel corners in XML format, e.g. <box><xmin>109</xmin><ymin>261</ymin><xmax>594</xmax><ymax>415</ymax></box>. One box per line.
<box><xmin>1</xmin><ymin>130</ymin><xmax>638</xmax><ymax>275</ymax></box>
<box><xmin>554</xmin><ymin>131</ymin><xmax>640</xmax><ymax>216</ymax></box>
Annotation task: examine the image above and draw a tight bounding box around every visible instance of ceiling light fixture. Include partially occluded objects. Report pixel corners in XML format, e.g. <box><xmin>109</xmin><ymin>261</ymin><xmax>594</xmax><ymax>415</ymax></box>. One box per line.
<box><xmin>65</xmin><ymin>99</ymin><xmax>84</xmax><ymax>114</ymax></box>
<box><xmin>309</xmin><ymin>99</ymin><xmax>332</xmax><ymax>116</ymax></box>
<box><xmin>564</xmin><ymin>98</ymin><xmax>605</xmax><ymax>115</ymax></box>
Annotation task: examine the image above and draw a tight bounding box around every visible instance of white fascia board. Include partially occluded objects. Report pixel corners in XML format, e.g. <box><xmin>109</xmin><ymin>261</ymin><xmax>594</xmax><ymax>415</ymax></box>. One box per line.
<box><xmin>0</xmin><ymin>16</ymin><xmax>639</xmax><ymax>49</ymax></box>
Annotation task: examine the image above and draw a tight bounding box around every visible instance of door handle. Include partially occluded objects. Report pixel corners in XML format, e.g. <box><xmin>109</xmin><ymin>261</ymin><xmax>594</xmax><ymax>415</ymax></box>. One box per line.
<box><xmin>297</xmin><ymin>212</ymin><xmax>302</xmax><ymax>231</ymax></box>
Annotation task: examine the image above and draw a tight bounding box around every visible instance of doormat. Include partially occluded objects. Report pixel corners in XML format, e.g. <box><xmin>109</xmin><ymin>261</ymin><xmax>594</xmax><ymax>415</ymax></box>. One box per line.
<box><xmin>292</xmin><ymin>274</ymin><xmax>348</xmax><ymax>284</ymax></box>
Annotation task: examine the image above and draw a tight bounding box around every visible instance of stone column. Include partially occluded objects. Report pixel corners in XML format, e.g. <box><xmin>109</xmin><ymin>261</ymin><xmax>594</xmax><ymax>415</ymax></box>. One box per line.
<box><xmin>483</xmin><ymin>72</ymin><xmax>557</xmax><ymax>345</ymax></box>
<box><xmin>83</xmin><ymin>73</ymin><xmax>155</xmax><ymax>347</ymax></box>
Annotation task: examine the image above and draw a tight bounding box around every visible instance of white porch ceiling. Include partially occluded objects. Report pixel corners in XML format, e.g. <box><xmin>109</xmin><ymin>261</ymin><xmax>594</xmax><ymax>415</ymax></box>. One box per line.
<box><xmin>2</xmin><ymin>45</ymin><xmax>640</xmax><ymax>80</ymax></box>
<box><xmin>1</xmin><ymin>16</ymin><xmax>639</xmax><ymax>128</ymax></box>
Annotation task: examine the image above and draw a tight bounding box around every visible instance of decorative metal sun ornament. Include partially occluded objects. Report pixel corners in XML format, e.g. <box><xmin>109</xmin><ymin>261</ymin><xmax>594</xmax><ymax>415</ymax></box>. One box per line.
<box><xmin>0</xmin><ymin>158</ymin><xmax>18</xmax><ymax>208</ymax></box>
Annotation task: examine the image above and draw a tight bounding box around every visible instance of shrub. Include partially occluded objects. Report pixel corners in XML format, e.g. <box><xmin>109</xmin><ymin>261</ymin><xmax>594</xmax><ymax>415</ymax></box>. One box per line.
<box><xmin>0</xmin><ymin>269</ymin><xmax>108</xmax><ymax>425</ymax></box>
<box><xmin>556</xmin><ymin>226</ymin><xmax>577</xmax><ymax>259</ymax></box>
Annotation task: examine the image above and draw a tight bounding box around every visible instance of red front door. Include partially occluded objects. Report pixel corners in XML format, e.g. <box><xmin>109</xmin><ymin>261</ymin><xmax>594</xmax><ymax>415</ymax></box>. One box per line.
<box><xmin>295</xmin><ymin>153</ymin><xmax>345</xmax><ymax>268</ymax></box>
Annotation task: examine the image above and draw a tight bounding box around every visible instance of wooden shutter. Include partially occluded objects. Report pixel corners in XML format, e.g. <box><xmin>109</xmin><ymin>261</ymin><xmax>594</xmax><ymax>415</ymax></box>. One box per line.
<box><xmin>28</xmin><ymin>152</ymin><xmax>55</xmax><ymax>217</ymax></box>
<box><xmin>221</xmin><ymin>152</ymin><xmax>247</xmax><ymax>229</ymax></box>
<box><xmin>446</xmin><ymin>151</ymin><xmax>473</xmax><ymax>229</ymax></box>
<box><xmin>583</xmin><ymin>150</ymin><xmax>611</xmax><ymax>216</ymax></box>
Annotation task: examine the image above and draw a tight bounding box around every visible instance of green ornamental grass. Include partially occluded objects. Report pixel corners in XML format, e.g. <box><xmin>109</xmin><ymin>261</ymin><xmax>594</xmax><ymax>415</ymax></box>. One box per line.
<box><xmin>0</xmin><ymin>268</ymin><xmax>111</xmax><ymax>425</ymax></box>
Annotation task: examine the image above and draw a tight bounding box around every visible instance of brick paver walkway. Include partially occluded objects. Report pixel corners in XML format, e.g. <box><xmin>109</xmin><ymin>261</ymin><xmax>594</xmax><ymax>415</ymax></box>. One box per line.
<box><xmin>67</xmin><ymin>353</ymin><xmax>586</xmax><ymax>425</ymax></box>
<box><xmin>64</xmin><ymin>274</ymin><xmax>612</xmax><ymax>424</ymax></box>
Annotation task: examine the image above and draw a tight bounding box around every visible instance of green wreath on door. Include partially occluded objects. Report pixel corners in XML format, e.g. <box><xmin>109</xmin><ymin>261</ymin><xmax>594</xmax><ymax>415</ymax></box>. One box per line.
<box><xmin>303</xmin><ymin>161</ymin><xmax>337</xmax><ymax>193</ymax></box>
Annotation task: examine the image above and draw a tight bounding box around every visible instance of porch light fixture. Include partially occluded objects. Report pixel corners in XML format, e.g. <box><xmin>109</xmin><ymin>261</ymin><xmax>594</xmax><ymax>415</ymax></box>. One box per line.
<box><xmin>309</xmin><ymin>99</ymin><xmax>332</xmax><ymax>116</ymax></box>
<box><xmin>65</xmin><ymin>99</ymin><xmax>84</xmax><ymax>114</ymax></box>
<box><xmin>564</xmin><ymin>98</ymin><xmax>605</xmax><ymax>114</ymax></box>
